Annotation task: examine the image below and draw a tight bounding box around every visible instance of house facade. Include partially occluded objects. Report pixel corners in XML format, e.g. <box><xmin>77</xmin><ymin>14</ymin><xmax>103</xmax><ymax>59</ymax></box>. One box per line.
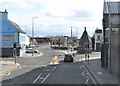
<box><xmin>94</xmin><ymin>29</ymin><xmax>102</xmax><ymax>52</ymax></box>
<box><xmin>0</xmin><ymin>10</ymin><xmax>29</xmax><ymax>57</ymax></box>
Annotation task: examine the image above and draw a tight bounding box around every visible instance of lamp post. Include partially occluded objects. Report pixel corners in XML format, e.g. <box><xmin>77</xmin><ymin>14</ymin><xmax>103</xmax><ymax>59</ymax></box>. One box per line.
<box><xmin>32</xmin><ymin>17</ymin><xmax>37</xmax><ymax>56</ymax></box>
<box><xmin>70</xmin><ymin>27</ymin><xmax>73</xmax><ymax>52</ymax></box>
<box><xmin>76</xmin><ymin>27</ymin><xmax>78</xmax><ymax>38</ymax></box>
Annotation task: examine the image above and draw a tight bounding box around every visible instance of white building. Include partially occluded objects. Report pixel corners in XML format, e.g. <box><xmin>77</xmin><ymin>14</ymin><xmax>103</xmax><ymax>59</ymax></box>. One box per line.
<box><xmin>94</xmin><ymin>29</ymin><xmax>102</xmax><ymax>52</ymax></box>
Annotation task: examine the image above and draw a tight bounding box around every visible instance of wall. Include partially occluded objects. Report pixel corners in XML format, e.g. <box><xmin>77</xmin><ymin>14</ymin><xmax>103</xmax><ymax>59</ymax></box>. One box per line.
<box><xmin>19</xmin><ymin>33</ymin><xmax>29</xmax><ymax>57</ymax></box>
<box><xmin>94</xmin><ymin>33</ymin><xmax>102</xmax><ymax>51</ymax></box>
<box><xmin>104</xmin><ymin>14</ymin><xmax>119</xmax><ymax>28</ymax></box>
<box><xmin>1</xmin><ymin>20</ymin><xmax>20</xmax><ymax>57</ymax></box>
<box><xmin>19</xmin><ymin>33</ymin><xmax>29</xmax><ymax>46</ymax></box>
<box><xmin>110</xmin><ymin>31</ymin><xmax>118</xmax><ymax>75</ymax></box>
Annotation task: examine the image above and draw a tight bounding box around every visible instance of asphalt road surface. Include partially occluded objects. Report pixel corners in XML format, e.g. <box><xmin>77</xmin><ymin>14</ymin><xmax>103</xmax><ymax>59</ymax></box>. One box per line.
<box><xmin>2</xmin><ymin>43</ymin><xmax>96</xmax><ymax>86</ymax></box>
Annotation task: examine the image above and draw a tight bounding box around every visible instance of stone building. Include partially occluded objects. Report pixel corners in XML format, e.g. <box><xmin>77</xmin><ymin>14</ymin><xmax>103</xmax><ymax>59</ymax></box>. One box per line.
<box><xmin>102</xmin><ymin>1</ymin><xmax>120</xmax><ymax>83</ymax></box>
<box><xmin>77</xmin><ymin>27</ymin><xmax>92</xmax><ymax>53</ymax></box>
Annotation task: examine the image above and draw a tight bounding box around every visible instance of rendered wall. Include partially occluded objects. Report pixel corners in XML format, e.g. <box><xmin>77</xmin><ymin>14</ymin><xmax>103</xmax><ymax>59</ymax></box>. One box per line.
<box><xmin>110</xmin><ymin>32</ymin><xmax>118</xmax><ymax>75</ymax></box>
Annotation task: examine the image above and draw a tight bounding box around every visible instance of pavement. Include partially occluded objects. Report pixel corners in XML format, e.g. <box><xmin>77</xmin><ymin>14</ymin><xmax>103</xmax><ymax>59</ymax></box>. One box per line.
<box><xmin>81</xmin><ymin>52</ymin><xmax>118</xmax><ymax>85</ymax></box>
<box><xmin>60</xmin><ymin>50</ymin><xmax>118</xmax><ymax>85</ymax></box>
<box><xmin>0</xmin><ymin>61</ymin><xmax>20</xmax><ymax>76</ymax></box>
<box><xmin>0</xmin><ymin>52</ymin><xmax>43</xmax><ymax>77</ymax></box>
<box><xmin>0</xmin><ymin>50</ymin><xmax>119</xmax><ymax>85</ymax></box>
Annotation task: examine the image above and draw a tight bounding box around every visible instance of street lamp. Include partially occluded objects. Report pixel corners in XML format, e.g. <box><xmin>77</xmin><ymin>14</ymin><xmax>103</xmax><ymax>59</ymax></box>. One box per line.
<box><xmin>75</xmin><ymin>27</ymin><xmax>78</xmax><ymax>38</ymax></box>
<box><xmin>71</xmin><ymin>27</ymin><xmax>73</xmax><ymax>37</ymax></box>
<box><xmin>32</xmin><ymin>17</ymin><xmax>37</xmax><ymax>56</ymax></box>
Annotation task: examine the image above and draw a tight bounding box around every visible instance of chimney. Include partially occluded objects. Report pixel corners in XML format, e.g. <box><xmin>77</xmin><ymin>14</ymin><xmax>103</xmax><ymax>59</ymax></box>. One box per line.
<box><xmin>0</xmin><ymin>9</ymin><xmax>8</xmax><ymax>20</ymax></box>
<box><xmin>84</xmin><ymin>27</ymin><xmax>86</xmax><ymax>30</ymax></box>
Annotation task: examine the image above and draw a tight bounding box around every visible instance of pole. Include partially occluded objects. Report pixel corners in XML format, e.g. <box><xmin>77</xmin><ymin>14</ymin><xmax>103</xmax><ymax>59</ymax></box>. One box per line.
<box><xmin>32</xmin><ymin>17</ymin><xmax>37</xmax><ymax>56</ymax></box>
<box><xmin>71</xmin><ymin>27</ymin><xmax>73</xmax><ymax>37</ymax></box>
<box><xmin>13</xmin><ymin>48</ymin><xmax>16</xmax><ymax>64</ymax></box>
<box><xmin>118</xmin><ymin>1</ymin><xmax>120</xmax><ymax>85</ymax></box>
<box><xmin>102</xmin><ymin>19</ymin><xmax>105</xmax><ymax>67</ymax></box>
<box><xmin>13</xmin><ymin>43</ymin><xmax>17</xmax><ymax>64</ymax></box>
<box><xmin>32</xmin><ymin>17</ymin><xmax>34</xmax><ymax>56</ymax></box>
<box><xmin>15</xmin><ymin>48</ymin><xmax>16</xmax><ymax>64</ymax></box>
<box><xmin>76</xmin><ymin>27</ymin><xmax>78</xmax><ymax>38</ymax></box>
<box><xmin>108</xmin><ymin>0</ymin><xmax>112</xmax><ymax>72</ymax></box>
<box><xmin>71</xmin><ymin>27</ymin><xmax>73</xmax><ymax>52</ymax></box>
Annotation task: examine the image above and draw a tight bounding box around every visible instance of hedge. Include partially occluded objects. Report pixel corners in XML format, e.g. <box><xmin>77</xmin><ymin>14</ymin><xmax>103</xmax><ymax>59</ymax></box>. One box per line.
<box><xmin>51</xmin><ymin>46</ymin><xmax>68</xmax><ymax>50</ymax></box>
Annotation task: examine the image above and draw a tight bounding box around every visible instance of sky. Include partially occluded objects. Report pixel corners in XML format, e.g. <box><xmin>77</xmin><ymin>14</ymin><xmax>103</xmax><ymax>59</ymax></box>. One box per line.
<box><xmin>0</xmin><ymin>0</ymin><xmax>119</xmax><ymax>37</ymax></box>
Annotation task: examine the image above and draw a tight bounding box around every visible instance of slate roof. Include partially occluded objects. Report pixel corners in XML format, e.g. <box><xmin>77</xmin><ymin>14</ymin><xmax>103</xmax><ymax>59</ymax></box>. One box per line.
<box><xmin>104</xmin><ymin>1</ymin><xmax>120</xmax><ymax>14</ymax></box>
<box><xmin>79</xmin><ymin>28</ymin><xmax>91</xmax><ymax>45</ymax></box>
<box><xmin>8</xmin><ymin>20</ymin><xmax>25</xmax><ymax>33</ymax></box>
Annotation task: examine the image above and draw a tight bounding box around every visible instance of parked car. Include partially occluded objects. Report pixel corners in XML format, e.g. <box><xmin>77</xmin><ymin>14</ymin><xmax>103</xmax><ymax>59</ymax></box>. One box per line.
<box><xmin>64</xmin><ymin>53</ymin><xmax>74</xmax><ymax>62</ymax></box>
<box><xmin>26</xmin><ymin>48</ymin><xmax>38</xmax><ymax>53</ymax></box>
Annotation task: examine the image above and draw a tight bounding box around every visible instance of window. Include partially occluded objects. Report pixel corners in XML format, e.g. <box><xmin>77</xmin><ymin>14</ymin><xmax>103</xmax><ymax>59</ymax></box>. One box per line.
<box><xmin>97</xmin><ymin>35</ymin><xmax>100</xmax><ymax>40</ymax></box>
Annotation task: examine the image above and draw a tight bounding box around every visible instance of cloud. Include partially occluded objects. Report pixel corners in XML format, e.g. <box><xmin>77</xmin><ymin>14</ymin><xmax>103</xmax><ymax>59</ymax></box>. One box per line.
<box><xmin>0</xmin><ymin>0</ymin><xmax>33</xmax><ymax>9</ymax></box>
<box><xmin>73</xmin><ymin>10</ymin><xmax>92</xmax><ymax>18</ymax></box>
<box><xmin>0</xmin><ymin>0</ymin><xmax>108</xmax><ymax>37</ymax></box>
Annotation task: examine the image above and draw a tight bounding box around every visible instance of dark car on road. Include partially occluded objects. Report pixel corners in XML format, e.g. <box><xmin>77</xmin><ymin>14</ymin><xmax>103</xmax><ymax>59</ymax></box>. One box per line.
<box><xmin>64</xmin><ymin>54</ymin><xmax>74</xmax><ymax>62</ymax></box>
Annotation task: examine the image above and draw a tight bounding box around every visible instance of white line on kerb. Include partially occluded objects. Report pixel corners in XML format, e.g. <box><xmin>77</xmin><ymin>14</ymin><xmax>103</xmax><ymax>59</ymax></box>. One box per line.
<box><xmin>83</xmin><ymin>66</ymin><xmax>97</xmax><ymax>85</ymax></box>
<box><xmin>41</xmin><ymin>74</ymin><xmax>50</xmax><ymax>83</ymax></box>
<box><xmin>81</xmin><ymin>70</ymin><xmax>90</xmax><ymax>85</ymax></box>
<box><xmin>80</xmin><ymin>66</ymin><xmax>90</xmax><ymax>85</ymax></box>
<box><xmin>33</xmin><ymin>74</ymin><xmax>41</xmax><ymax>83</ymax></box>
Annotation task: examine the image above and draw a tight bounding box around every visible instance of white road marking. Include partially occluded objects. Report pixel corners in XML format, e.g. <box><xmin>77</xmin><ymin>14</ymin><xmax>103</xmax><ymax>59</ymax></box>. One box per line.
<box><xmin>97</xmin><ymin>72</ymin><xmax>103</xmax><ymax>75</ymax></box>
<box><xmin>41</xmin><ymin>74</ymin><xmax>50</xmax><ymax>83</ymax></box>
<box><xmin>87</xmin><ymin>72</ymin><xmax>97</xmax><ymax>85</ymax></box>
<box><xmin>7</xmin><ymin>72</ymin><xmax>11</xmax><ymax>75</ymax></box>
<box><xmin>39</xmin><ymin>77</ymin><xmax>44</xmax><ymax>80</ymax></box>
<box><xmin>33</xmin><ymin>74</ymin><xmax>41</xmax><ymax>83</ymax></box>
<box><xmin>81</xmin><ymin>70</ymin><xmax>90</xmax><ymax>85</ymax></box>
<box><xmin>83</xmin><ymin>65</ymin><xmax>97</xmax><ymax>85</ymax></box>
<box><xmin>52</xmin><ymin>67</ymin><xmax>56</xmax><ymax>71</ymax></box>
<box><xmin>80</xmin><ymin>66</ymin><xmax>83</xmax><ymax>69</ymax></box>
<box><xmin>43</xmin><ymin>66</ymin><xmax>56</xmax><ymax>72</ymax></box>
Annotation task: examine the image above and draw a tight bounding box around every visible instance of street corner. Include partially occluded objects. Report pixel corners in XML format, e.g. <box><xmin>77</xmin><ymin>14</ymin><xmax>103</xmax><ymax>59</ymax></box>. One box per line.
<box><xmin>0</xmin><ymin>61</ymin><xmax>20</xmax><ymax>76</ymax></box>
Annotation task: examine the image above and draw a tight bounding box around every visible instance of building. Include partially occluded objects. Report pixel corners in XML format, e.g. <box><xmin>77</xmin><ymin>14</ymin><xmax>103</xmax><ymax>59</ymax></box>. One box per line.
<box><xmin>0</xmin><ymin>9</ymin><xmax>29</xmax><ymax>57</ymax></box>
<box><xmin>50</xmin><ymin>36</ymin><xmax>68</xmax><ymax>46</ymax></box>
<box><xmin>77</xmin><ymin>27</ymin><xmax>92</xmax><ymax>53</ymax></box>
<box><xmin>94</xmin><ymin>29</ymin><xmax>102</xmax><ymax>52</ymax></box>
<box><xmin>34</xmin><ymin>37</ymin><xmax>50</xmax><ymax>44</ymax></box>
<box><xmin>102</xmin><ymin>1</ymin><xmax>120</xmax><ymax>84</ymax></box>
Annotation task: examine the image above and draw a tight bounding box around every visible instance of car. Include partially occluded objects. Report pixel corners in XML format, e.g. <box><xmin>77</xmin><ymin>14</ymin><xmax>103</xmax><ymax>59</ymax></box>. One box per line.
<box><xmin>64</xmin><ymin>53</ymin><xmax>74</xmax><ymax>62</ymax></box>
<box><xmin>25</xmin><ymin>48</ymin><xmax>38</xmax><ymax>53</ymax></box>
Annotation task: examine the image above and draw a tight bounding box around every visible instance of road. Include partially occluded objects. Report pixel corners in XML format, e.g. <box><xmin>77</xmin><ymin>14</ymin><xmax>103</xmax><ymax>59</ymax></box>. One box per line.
<box><xmin>2</xmin><ymin>43</ymin><xmax>96</xmax><ymax>85</ymax></box>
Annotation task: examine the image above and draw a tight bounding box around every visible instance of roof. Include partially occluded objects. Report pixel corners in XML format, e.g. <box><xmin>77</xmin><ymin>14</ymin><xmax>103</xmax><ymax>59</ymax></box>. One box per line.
<box><xmin>79</xmin><ymin>28</ymin><xmax>91</xmax><ymax>44</ymax></box>
<box><xmin>103</xmin><ymin>1</ymin><xmax>120</xmax><ymax>14</ymax></box>
<box><xmin>95</xmin><ymin>29</ymin><xmax>102</xmax><ymax>33</ymax></box>
<box><xmin>8</xmin><ymin>20</ymin><xmax>25</xmax><ymax>33</ymax></box>
<box><xmin>0</xmin><ymin>9</ymin><xmax>8</xmax><ymax>13</ymax></box>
